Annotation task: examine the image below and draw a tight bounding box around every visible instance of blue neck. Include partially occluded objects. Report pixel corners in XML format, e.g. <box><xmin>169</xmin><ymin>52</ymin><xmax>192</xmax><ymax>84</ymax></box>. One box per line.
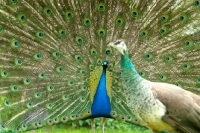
<box><xmin>91</xmin><ymin>66</ymin><xmax>112</xmax><ymax>118</ymax></box>
<box><xmin>120</xmin><ymin>53</ymin><xmax>144</xmax><ymax>90</ymax></box>
<box><xmin>121</xmin><ymin>53</ymin><xmax>140</xmax><ymax>77</ymax></box>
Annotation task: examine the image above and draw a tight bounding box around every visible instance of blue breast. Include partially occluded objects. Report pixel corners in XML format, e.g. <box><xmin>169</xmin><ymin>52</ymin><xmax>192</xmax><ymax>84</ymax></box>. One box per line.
<box><xmin>91</xmin><ymin>68</ymin><xmax>112</xmax><ymax>118</ymax></box>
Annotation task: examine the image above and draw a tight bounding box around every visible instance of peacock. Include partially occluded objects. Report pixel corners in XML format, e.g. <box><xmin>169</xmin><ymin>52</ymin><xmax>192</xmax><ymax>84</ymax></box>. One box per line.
<box><xmin>0</xmin><ymin>0</ymin><xmax>143</xmax><ymax>133</ymax></box>
<box><xmin>1</xmin><ymin>0</ymin><xmax>200</xmax><ymax>133</ymax></box>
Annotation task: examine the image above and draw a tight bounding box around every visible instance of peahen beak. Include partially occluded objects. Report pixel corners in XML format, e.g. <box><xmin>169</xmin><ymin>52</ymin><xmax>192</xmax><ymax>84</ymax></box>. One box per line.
<box><xmin>107</xmin><ymin>42</ymin><xmax>114</xmax><ymax>47</ymax></box>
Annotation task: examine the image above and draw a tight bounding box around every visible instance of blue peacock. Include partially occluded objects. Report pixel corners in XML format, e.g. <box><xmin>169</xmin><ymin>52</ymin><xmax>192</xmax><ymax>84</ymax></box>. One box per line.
<box><xmin>1</xmin><ymin>0</ymin><xmax>200</xmax><ymax>133</ymax></box>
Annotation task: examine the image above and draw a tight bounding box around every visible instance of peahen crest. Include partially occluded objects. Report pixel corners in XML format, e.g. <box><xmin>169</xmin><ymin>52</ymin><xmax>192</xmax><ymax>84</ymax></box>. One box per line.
<box><xmin>0</xmin><ymin>0</ymin><xmax>200</xmax><ymax>132</ymax></box>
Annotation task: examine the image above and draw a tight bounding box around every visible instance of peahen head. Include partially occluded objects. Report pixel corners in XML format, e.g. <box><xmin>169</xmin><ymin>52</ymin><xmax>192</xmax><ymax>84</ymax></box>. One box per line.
<box><xmin>108</xmin><ymin>40</ymin><xmax>127</xmax><ymax>55</ymax></box>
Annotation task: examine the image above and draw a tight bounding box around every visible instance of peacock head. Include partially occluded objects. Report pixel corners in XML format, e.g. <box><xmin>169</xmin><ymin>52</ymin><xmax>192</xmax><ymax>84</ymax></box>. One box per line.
<box><xmin>102</xmin><ymin>60</ymin><xmax>108</xmax><ymax>68</ymax></box>
<box><xmin>108</xmin><ymin>39</ymin><xmax>127</xmax><ymax>55</ymax></box>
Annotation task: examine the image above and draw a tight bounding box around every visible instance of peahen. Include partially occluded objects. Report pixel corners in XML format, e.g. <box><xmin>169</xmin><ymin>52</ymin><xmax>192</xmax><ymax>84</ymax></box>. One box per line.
<box><xmin>1</xmin><ymin>0</ymin><xmax>200</xmax><ymax>133</ymax></box>
<box><xmin>109</xmin><ymin>40</ymin><xmax>200</xmax><ymax>133</ymax></box>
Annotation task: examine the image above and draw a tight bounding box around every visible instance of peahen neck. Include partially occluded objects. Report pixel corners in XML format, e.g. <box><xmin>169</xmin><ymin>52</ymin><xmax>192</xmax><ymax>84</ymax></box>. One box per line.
<box><xmin>121</xmin><ymin>52</ymin><xmax>143</xmax><ymax>85</ymax></box>
<box><xmin>121</xmin><ymin>53</ymin><xmax>156</xmax><ymax>112</ymax></box>
<box><xmin>91</xmin><ymin>64</ymin><xmax>112</xmax><ymax>118</ymax></box>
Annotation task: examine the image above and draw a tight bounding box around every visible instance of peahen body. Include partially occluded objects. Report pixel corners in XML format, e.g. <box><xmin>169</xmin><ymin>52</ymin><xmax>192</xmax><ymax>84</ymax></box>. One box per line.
<box><xmin>1</xmin><ymin>0</ymin><xmax>200</xmax><ymax>133</ymax></box>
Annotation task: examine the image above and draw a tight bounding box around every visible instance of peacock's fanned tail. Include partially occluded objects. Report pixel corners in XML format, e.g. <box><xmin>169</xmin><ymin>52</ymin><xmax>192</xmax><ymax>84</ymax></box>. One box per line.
<box><xmin>1</xmin><ymin>0</ymin><xmax>200</xmax><ymax>132</ymax></box>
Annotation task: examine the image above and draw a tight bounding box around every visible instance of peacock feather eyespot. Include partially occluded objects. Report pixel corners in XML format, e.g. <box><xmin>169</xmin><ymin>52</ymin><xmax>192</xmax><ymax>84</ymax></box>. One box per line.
<box><xmin>112</xmin><ymin>79</ymin><xmax>118</xmax><ymax>84</ymax></box>
<box><xmin>165</xmin><ymin>57</ymin><xmax>170</xmax><ymax>61</ymax></box>
<box><xmin>139</xmin><ymin>72</ymin><xmax>143</xmax><ymax>76</ymax></box>
<box><xmin>140</xmin><ymin>30</ymin><xmax>148</xmax><ymax>37</ymax></box>
<box><xmin>111</xmin><ymin>111</ymin><xmax>116</xmax><ymax>116</ymax></box>
<box><xmin>10</xmin><ymin>39</ymin><xmax>20</xmax><ymax>48</ymax></box>
<box><xmin>1</xmin><ymin>125</ymin><xmax>5</xmax><ymax>129</ymax></box>
<box><xmin>97</xmin><ymin>58</ymin><xmax>102</xmax><ymax>66</ymax></box>
<box><xmin>68</xmin><ymin>80</ymin><xmax>74</xmax><ymax>86</ymax></box>
<box><xmin>34</xmin><ymin>92</ymin><xmax>41</xmax><ymax>98</ymax></box>
<box><xmin>62</xmin><ymin>95</ymin><xmax>68</xmax><ymax>101</ymax></box>
<box><xmin>141</xmin><ymin>31</ymin><xmax>146</xmax><ymax>37</ymax></box>
<box><xmin>47</xmin><ymin>85</ymin><xmax>54</xmax><ymax>91</ymax></box>
<box><xmin>97</xmin><ymin>3</ymin><xmax>106</xmax><ymax>12</ymax></box>
<box><xmin>132</xmin><ymin>12</ymin><xmax>137</xmax><ymax>17</ymax></box>
<box><xmin>117</xmin><ymin>71</ymin><xmax>122</xmax><ymax>76</ymax></box>
<box><xmin>79</xmin><ymin>70</ymin><xmax>86</xmax><ymax>75</ymax></box>
<box><xmin>120</xmin><ymin>115</ymin><xmax>125</xmax><ymax>120</ymax></box>
<box><xmin>97</xmin><ymin>28</ymin><xmax>106</xmax><ymax>37</ymax></box>
<box><xmin>175</xmin><ymin>83</ymin><xmax>179</xmax><ymax>86</ymax></box>
<box><xmin>145</xmin><ymin>54</ymin><xmax>150</xmax><ymax>59</ymax></box>
<box><xmin>46</xmin><ymin>103</ymin><xmax>53</xmax><ymax>109</ymax></box>
<box><xmin>179</xmin><ymin>16</ymin><xmax>184</xmax><ymax>21</ymax></box>
<box><xmin>160</xmin><ymin>14</ymin><xmax>169</xmax><ymax>23</ymax></box>
<box><xmin>116</xmin><ymin>98</ymin><xmax>121</xmax><ymax>103</ymax></box>
<box><xmin>36</xmin><ymin>31</ymin><xmax>44</xmax><ymax>38</ymax></box>
<box><xmin>70</xmin><ymin>114</ymin><xmax>76</xmax><ymax>120</ymax></box>
<box><xmin>83</xmin><ymin>18</ymin><xmax>92</xmax><ymax>26</ymax></box>
<box><xmin>183</xmin><ymin>64</ymin><xmax>188</xmax><ymax>68</ymax></box>
<box><xmin>75</xmin><ymin>55</ymin><xmax>82</xmax><ymax>61</ymax></box>
<box><xmin>44</xmin><ymin>7</ymin><xmax>52</xmax><ymax>16</ymax></box>
<box><xmin>65</xmin><ymin>10</ymin><xmax>74</xmax><ymax>19</ymax></box>
<box><xmin>197</xmin><ymin>78</ymin><xmax>200</xmax><ymax>83</ymax></box>
<box><xmin>15</xmin><ymin>58</ymin><xmax>23</xmax><ymax>66</ymax></box>
<box><xmin>27</xmin><ymin>102</ymin><xmax>33</xmax><ymax>108</ymax></box>
<box><xmin>1</xmin><ymin>70</ymin><xmax>8</xmax><ymax>78</ymax></box>
<box><xmin>159</xmin><ymin>75</ymin><xmax>164</xmax><ymax>79</ymax></box>
<box><xmin>52</xmin><ymin>51</ymin><xmax>61</xmax><ymax>58</ymax></box>
<box><xmin>17</xmin><ymin>13</ymin><xmax>27</xmax><ymax>22</ymax></box>
<box><xmin>10</xmin><ymin>0</ymin><xmax>18</xmax><ymax>3</ymax></box>
<box><xmin>11</xmin><ymin>85</ymin><xmax>18</xmax><ymax>92</ymax></box>
<box><xmin>58</xmin><ymin>29</ymin><xmax>66</xmax><ymax>37</ymax></box>
<box><xmin>61</xmin><ymin>116</ymin><xmax>68</xmax><ymax>123</ymax></box>
<box><xmin>23</xmin><ymin>78</ymin><xmax>31</xmax><ymax>85</ymax></box>
<box><xmin>106</xmin><ymin>47</ymin><xmax>112</xmax><ymax>55</ymax></box>
<box><xmin>133</xmin><ymin>118</ymin><xmax>139</xmax><ymax>123</ymax></box>
<box><xmin>38</xmin><ymin>72</ymin><xmax>45</xmax><ymax>79</ymax></box>
<box><xmin>4</xmin><ymin>100</ymin><xmax>10</xmax><ymax>106</ymax></box>
<box><xmin>185</xmin><ymin>41</ymin><xmax>190</xmax><ymax>46</ymax></box>
<box><xmin>37</xmin><ymin>121</ymin><xmax>43</xmax><ymax>127</ymax></box>
<box><xmin>47</xmin><ymin>119</ymin><xmax>53</xmax><ymax>126</ymax></box>
<box><xmin>21</xmin><ymin>123</ymin><xmax>27</xmax><ymax>131</ymax></box>
<box><xmin>159</xmin><ymin>29</ymin><xmax>165</xmax><ymax>34</ymax></box>
<box><xmin>81</xmin><ymin>85</ymin><xmax>88</xmax><ymax>91</ymax></box>
<box><xmin>127</xmin><ymin>115</ymin><xmax>131</xmax><ymax>120</ymax></box>
<box><xmin>33</xmin><ymin>53</ymin><xmax>42</xmax><ymax>60</ymax></box>
<box><xmin>80</xmin><ymin>96</ymin><xmax>86</xmax><ymax>102</ymax></box>
<box><xmin>161</xmin><ymin>16</ymin><xmax>166</xmax><ymax>21</ymax></box>
<box><xmin>74</xmin><ymin>36</ymin><xmax>84</xmax><ymax>45</ymax></box>
<box><xmin>0</xmin><ymin>25</ymin><xmax>3</xmax><ymax>33</ymax></box>
<box><xmin>89</xmin><ymin>65</ymin><xmax>95</xmax><ymax>70</ymax></box>
<box><xmin>158</xmin><ymin>74</ymin><xmax>167</xmax><ymax>81</ymax></box>
<box><xmin>195</xmin><ymin>0</ymin><xmax>200</xmax><ymax>6</ymax></box>
<box><xmin>130</xmin><ymin>9</ymin><xmax>139</xmax><ymax>18</ymax></box>
<box><xmin>56</xmin><ymin>66</ymin><xmax>64</xmax><ymax>73</ymax></box>
<box><xmin>115</xmin><ymin>16</ymin><xmax>125</xmax><ymax>26</ymax></box>
<box><xmin>33</xmin><ymin>122</ymin><xmax>37</xmax><ymax>128</ymax></box>
<box><xmin>90</xmin><ymin>47</ymin><xmax>97</xmax><ymax>55</ymax></box>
